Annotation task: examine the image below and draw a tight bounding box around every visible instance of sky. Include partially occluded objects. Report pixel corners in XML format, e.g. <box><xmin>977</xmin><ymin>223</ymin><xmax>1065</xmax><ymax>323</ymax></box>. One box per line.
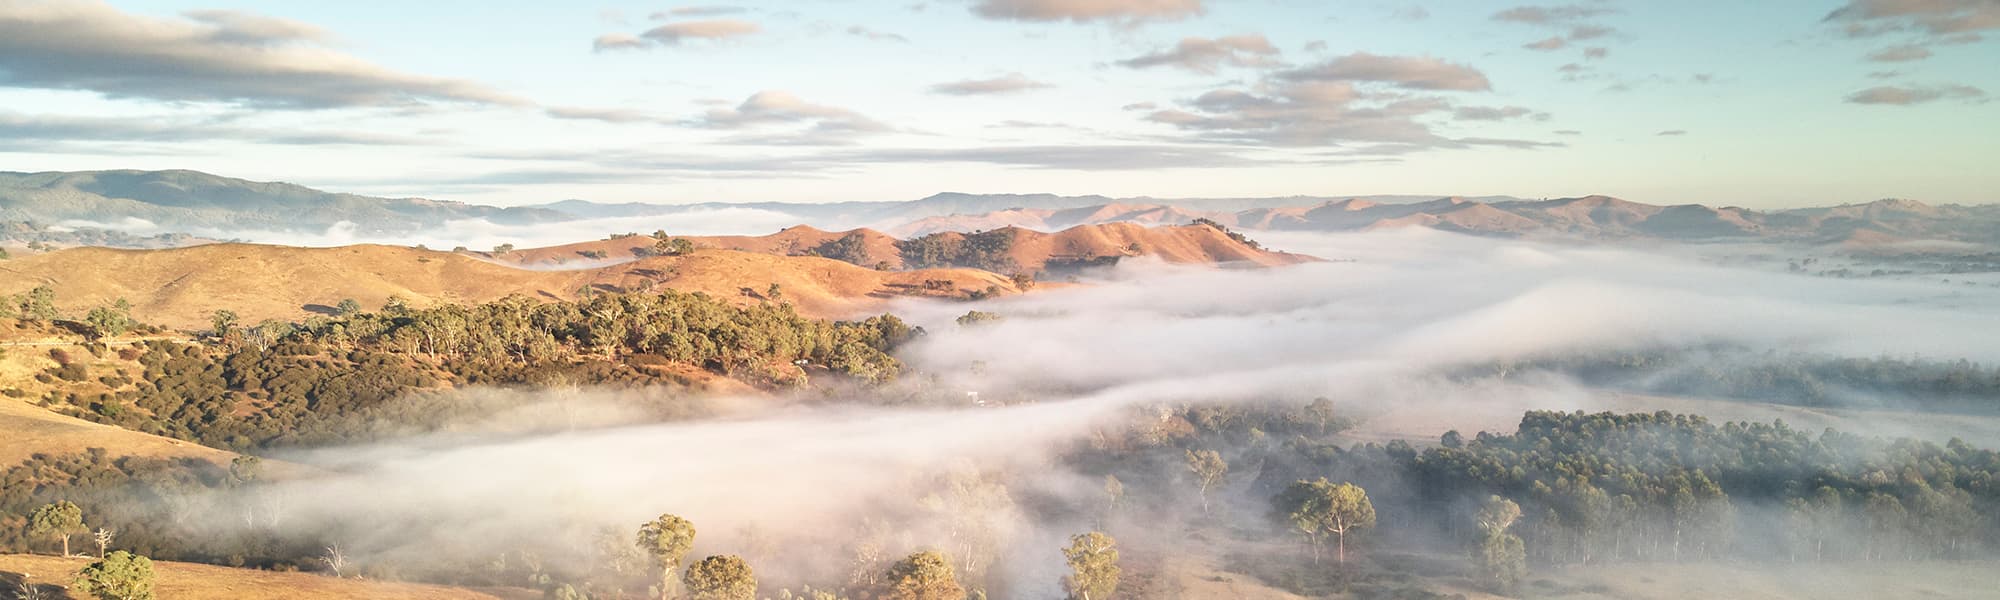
<box><xmin>0</xmin><ymin>0</ymin><xmax>1995</xmax><ymax>208</ymax></box>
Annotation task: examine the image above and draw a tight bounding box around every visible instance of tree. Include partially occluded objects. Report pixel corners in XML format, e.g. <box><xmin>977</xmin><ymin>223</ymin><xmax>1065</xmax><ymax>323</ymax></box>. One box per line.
<box><xmin>1270</xmin><ymin>478</ymin><xmax>1375</xmax><ymax>564</ymax></box>
<box><xmin>1185</xmin><ymin>449</ymin><xmax>1228</xmax><ymax>514</ymax></box>
<box><xmin>884</xmin><ymin>551</ymin><xmax>962</xmax><ymax>600</ymax></box>
<box><xmin>1304</xmin><ymin>397</ymin><xmax>1337</xmax><ymax>435</ymax></box>
<box><xmin>228</xmin><ymin>455</ymin><xmax>262</xmax><ymax>488</ymax></box>
<box><xmin>73</xmin><ymin>551</ymin><xmax>154</xmax><ymax>600</ymax></box>
<box><xmin>637</xmin><ymin>514</ymin><xmax>697</xmax><ymax>599</ymax></box>
<box><xmin>85</xmin><ymin>300</ymin><xmax>133</xmax><ymax>340</ymax></box>
<box><xmin>19</xmin><ymin>285</ymin><xmax>57</xmax><ymax>322</ymax></box>
<box><xmin>28</xmin><ymin>501</ymin><xmax>85</xmax><ymax>556</ymax></box>
<box><xmin>493</xmin><ymin>243</ymin><xmax>516</xmax><ymax>254</ymax></box>
<box><xmin>654</xmin><ymin>237</ymin><xmax>696</xmax><ymax>256</ymax></box>
<box><xmin>1103</xmin><ymin>475</ymin><xmax>1125</xmax><ymax>515</ymax></box>
<box><xmin>320</xmin><ymin>544</ymin><xmax>349</xmax><ymax>577</ymax></box>
<box><xmin>955</xmin><ymin>311</ymin><xmax>1003</xmax><ymax>327</ymax></box>
<box><xmin>335</xmin><ymin>298</ymin><xmax>363</xmax><ymax>316</ymax></box>
<box><xmin>684</xmin><ymin>555</ymin><xmax>757</xmax><ymax>600</ymax></box>
<box><xmin>94</xmin><ymin>528</ymin><xmax>116</xmax><ymax>559</ymax></box>
<box><xmin>210</xmin><ymin>309</ymin><xmax>239</xmax><ymax>338</ymax></box>
<box><xmin>1061</xmin><ymin>532</ymin><xmax>1119</xmax><ymax>600</ymax></box>
<box><xmin>1473</xmin><ymin>496</ymin><xmax>1526</xmax><ymax>592</ymax></box>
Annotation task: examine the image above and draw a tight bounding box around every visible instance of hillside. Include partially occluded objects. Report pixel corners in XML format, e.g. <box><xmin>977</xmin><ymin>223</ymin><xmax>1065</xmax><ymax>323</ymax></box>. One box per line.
<box><xmin>901</xmin><ymin>196</ymin><xmax>2000</xmax><ymax>247</ymax></box>
<box><xmin>0</xmin><ymin>170</ymin><xmax>563</xmax><ymax>236</ymax></box>
<box><xmin>0</xmin><ymin>554</ymin><xmax>509</xmax><ymax>600</ymax></box>
<box><xmin>507</xmin><ymin>222</ymin><xmax>1313</xmax><ymax>274</ymax></box>
<box><xmin>0</xmin><ymin>244</ymin><xmax>1018</xmax><ymax>330</ymax></box>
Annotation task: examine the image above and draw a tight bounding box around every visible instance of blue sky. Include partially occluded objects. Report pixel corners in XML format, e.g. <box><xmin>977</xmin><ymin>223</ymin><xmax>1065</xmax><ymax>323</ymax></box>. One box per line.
<box><xmin>0</xmin><ymin>0</ymin><xmax>1994</xmax><ymax>207</ymax></box>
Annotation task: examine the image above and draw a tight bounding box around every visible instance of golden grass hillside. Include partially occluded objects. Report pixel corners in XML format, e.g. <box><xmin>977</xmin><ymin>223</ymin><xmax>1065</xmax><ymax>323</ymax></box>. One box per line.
<box><xmin>0</xmin><ymin>400</ymin><xmax>238</xmax><ymax>468</ymax></box>
<box><xmin>0</xmin><ymin>244</ymin><xmax>1018</xmax><ymax>331</ymax></box>
<box><xmin>503</xmin><ymin>222</ymin><xmax>1314</xmax><ymax>272</ymax></box>
<box><xmin>0</xmin><ymin>554</ymin><xmax>512</xmax><ymax>600</ymax></box>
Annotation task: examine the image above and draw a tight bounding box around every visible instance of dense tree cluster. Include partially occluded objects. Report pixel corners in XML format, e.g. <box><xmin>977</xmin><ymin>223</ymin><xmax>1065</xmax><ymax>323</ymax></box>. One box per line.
<box><xmin>40</xmin><ymin>290</ymin><xmax>917</xmax><ymax>450</ymax></box>
<box><xmin>1267</xmin><ymin>410</ymin><xmax>2000</xmax><ymax>570</ymax></box>
<box><xmin>1518</xmin><ymin>349</ymin><xmax>2000</xmax><ymax>413</ymax></box>
<box><xmin>895</xmin><ymin>230</ymin><xmax>1017</xmax><ymax>273</ymax></box>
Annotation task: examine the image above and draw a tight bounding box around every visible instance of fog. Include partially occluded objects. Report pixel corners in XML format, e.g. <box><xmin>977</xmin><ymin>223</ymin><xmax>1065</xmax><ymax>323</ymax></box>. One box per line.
<box><xmin>189</xmin><ymin>229</ymin><xmax>2000</xmax><ymax>595</ymax></box>
<box><xmin>58</xmin><ymin>207</ymin><xmax>810</xmax><ymax>249</ymax></box>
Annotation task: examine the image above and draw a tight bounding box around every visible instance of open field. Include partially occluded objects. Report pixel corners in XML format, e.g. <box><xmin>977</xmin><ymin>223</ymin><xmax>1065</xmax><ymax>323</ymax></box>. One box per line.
<box><xmin>0</xmin><ymin>554</ymin><xmax>515</xmax><ymax>600</ymax></box>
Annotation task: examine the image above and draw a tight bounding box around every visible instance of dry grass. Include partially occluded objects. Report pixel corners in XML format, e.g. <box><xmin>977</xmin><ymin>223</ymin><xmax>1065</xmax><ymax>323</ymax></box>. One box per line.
<box><xmin>1536</xmin><ymin>561</ymin><xmax>2000</xmax><ymax>600</ymax></box>
<box><xmin>0</xmin><ymin>400</ymin><xmax>238</xmax><ymax>468</ymax></box>
<box><xmin>0</xmin><ymin>244</ymin><xmax>1016</xmax><ymax>330</ymax></box>
<box><xmin>0</xmin><ymin>554</ymin><xmax>507</xmax><ymax>600</ymax></box>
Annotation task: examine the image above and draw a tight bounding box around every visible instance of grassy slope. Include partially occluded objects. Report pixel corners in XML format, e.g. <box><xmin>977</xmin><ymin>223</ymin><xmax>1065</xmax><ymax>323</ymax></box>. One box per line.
<box><xmin>0</xmin><ymin>244</ymin><xmax>1017</xmax><ymax>330</ymax></box>
<box><xmin>0</xmin><ymin>554</ymin><xmax>512</xmax><ymax>600</ymax></box>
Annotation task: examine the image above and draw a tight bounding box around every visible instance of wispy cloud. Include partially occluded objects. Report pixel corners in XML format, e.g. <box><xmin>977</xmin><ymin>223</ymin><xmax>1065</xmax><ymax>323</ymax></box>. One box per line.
<box><xmin>0</xmin><ymin>1</ymin><xmax>522</xmax><ymax>109</ymax></box>
<box><xmin>1844</xmin><ymin>83</ymin><xmax>1987</xmax><ymax>105</ymax></box>
<box><xmin>1116</xmin><ymin>34</ymin><xmax>1281</xmax><ymax>74</ymax></box>
<box><xmin>970</xmin><ymin>0</ymin><xmax>1205</xmax><ymax>25</ymax></box>
<box><xmin>929</xmin><ymin>73</ymin><xmax>1054</xmax><ymax>96</ymax></box>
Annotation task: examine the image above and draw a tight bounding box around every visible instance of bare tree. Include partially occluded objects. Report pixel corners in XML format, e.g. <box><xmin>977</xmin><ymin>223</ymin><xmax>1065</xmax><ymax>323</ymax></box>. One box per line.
<box><xmin>13</xmin><ymin>575</ymin><xmax>49</xmax><ymax>600</ymax></box>
<box><xmin>94</xmin><ymin>527</ymin><xmax>116</xmax><ymax>558</ymax></box>
<box><xmin>320</xmin><ymin>544</ymin><xmax>349</xmax><ymax>578</ymax></box>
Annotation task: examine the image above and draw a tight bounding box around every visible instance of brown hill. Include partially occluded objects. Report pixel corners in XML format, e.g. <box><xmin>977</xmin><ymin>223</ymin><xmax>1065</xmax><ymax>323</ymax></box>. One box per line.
<box><xmin>507</xmin><ymin>222</ymin><xmax>1310</xmax><ymax>274</ymax></box>
<box><xmin>510</xmin><ymin>225</ymin><xmax>909</xmax><ymax>270</ymax></box>
<box><xmin>0</xmin><ymin>554</ymin><xmax>507</xmax><ymax>600</ymax></box>
<box><xmin>883</xmin><ymin>195</ymin><xmax>2000</xmax><ymax>245</ymax></box>
<box><xmin>0</xmin><ymin>399</ymin><xmax>241</xmax><ymax>468</ymax></box>
<box><xmin>0</xmin><ymin>244</ymin><xmax>1017</xmax><ymax>331</ymax></box>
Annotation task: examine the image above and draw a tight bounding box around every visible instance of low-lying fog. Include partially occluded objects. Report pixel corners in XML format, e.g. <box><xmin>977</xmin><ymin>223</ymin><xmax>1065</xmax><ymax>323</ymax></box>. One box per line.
<box><xmin>217</xmin><ymin>229</ymin><xmax>2000</xmax><ymax>594</ymax></box>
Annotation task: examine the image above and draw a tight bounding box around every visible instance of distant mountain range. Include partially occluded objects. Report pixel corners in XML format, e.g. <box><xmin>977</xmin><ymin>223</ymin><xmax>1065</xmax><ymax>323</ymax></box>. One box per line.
<box><xmin>1</xmin><ymin>169</ymin><xmax>1993</xmax><ymax>250</ymax></box>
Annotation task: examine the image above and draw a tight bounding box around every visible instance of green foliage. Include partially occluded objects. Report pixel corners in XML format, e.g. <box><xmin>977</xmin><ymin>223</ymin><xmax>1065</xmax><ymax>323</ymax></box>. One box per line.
<box><xmin>1185</xmin><ymin>449</ymin><xmax>1228</xmax><ymax>513</ymax></box>
<box><xmin>29</xmin><ymin>500</ymin><xmax>86</xmax><ymax>555</ymax></box>
<box><xmin>955</xmin><ymin>311</ymin><xmax>1003</xmax><ymax>327</ymax></box>
<box><xmin>884</xmin><ymin>550</ymin><xmax>963</xmax><ymax>600</ymax></box>
<box><xmin>683</xmin><ymin>554</ymin><xmax>757</xmax><ymax>600</ymax></box>
<box><xmin>493</xmin><ymin>243</ymin><xmax>515</xmax><ymax>254</ymax></box>
<box><xmin>896</xmin><ymin>230</ymin><xmax>1017</xmax><ymax>272</ymax></box>
<box><xmin>638</xmin><ymin>514</ymin><xmax>697</xmax><ymax>597</ymax></box>
<box><xmin>1473</xmin><ymin>496</ymin><xmax>1526</xmax><ymax>592</ymax></box>
<box><xmin>85</xmin><ymin>300</ymin><xmax>133</xmax><ymax>340</ymax></box>
<box><xmin>209</xmin><ymin>309</ymin><xmax>237</xmax><ymax>337</ymax></box>
<box><xmin>806</xmin><ymin>232</ymin><xmax>875</xmax><ymax>266</ymax></box>
<box><xmin>1060</xmin><ymin>532</ymin><xmax>1118</xmax><ymax>600</ymax></box>
<box><xmin>73</xmin><ymin>551</ymin><xmax>155</xmax><ymax>600</ymax></box>
<box><xmin>335</xmin><ymin>298</ymin><xmax>363</xmax><ymax>316</ymax></box>
<box><xmin>1271</xmin><ymin>478</ymin><xmax>1374</xmax><ymax>564</ymax></box>
<box><xmin>18</xmin><ymin>285</ymin><xmax>58</xmax><ymax>322</ymax></box>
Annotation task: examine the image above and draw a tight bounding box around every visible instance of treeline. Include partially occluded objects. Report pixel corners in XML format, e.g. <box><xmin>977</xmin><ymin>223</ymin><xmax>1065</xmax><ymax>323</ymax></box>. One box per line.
<box><xmin>895</xmin><ymin>230</ymin><xmax>1018</xmax><ymax>273</ymax></box>
<box><xmin>39</xmin><ymin>290</ymin><xmax>917</xmax><ymax>451</ymax></box>
<box><xmin>1262</xmin><ymin>410</ymin><xmax>1999</xmax><ymax>571</ymax></box>
<box><xmin>1513</xmin><ymin>349</ymin><xmax>2000</xmax><ymax>413</ymax></box>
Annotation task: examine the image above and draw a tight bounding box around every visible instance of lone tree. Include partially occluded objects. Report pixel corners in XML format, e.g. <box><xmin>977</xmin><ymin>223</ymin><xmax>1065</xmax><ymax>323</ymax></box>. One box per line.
<box><xmin>884</xmin><ymin>550</ymin><xmax>963</xmax><ymax>600</ymax></box>
<box><xmin>73</xmin><ymin>551</ymin><xmax>155</xmax><ymax>600</ymax></box>
<box><xmin>637</xmin><ymin>514</ymin><xmax>697</xmax><ymax>600</ymax></box>
<box><xmin>84</xmin><ymin>299</ymin><xmax>132</xmax><ymax>340</ymax></box>
<box><xmin>1271</xmin><ymin>478</ymin><xmax>1375</xmax><ymax>565</ymax></box>
<box><xmin>1473</xmin><ymin>495</ymin><xmax>1527</xmax><ymax>592</ymax></box>
<box><xmin>684</xmin><ymin>554</ymin><xmax>757</xmax><ymax>600</ymax></box>
<box><xmin>335</xmin><ymin>298</ymin><xmax>363</xmax><ymax>316</ymax></box>
<box><xmin>1185</xmin><ymin>449</ymin><xmax>1228</xmax><ymax>514</ymax></box>
<box><xmin>210</xmin><ymin>309</ymin><xmax>238</xmax><ymax>338</ymax></box>
<box><xmin>28</xmin><ymin>501</ymin><xmax>86</xmax><ymax>556</ymax></box>
<box><xmin>94</xmin><ymin>528</ymin><xmax>116</xmax><ymax>558</ymax></box>
<box><xmin>1061</xmin><ymin>532</ymin><xmax>1120</xmax><ymax>600</ymax></box>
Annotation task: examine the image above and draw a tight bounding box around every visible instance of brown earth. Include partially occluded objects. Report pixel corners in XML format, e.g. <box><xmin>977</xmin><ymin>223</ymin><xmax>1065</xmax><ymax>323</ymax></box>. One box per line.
<box><xmin>0</xmin><ymin>554</ymin><xmax>512</xmax><ymax>600</ymax></box>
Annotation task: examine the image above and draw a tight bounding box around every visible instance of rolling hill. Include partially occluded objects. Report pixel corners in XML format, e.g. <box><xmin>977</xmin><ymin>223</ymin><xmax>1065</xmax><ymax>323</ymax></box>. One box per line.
<box><xmin>0</xmin><ymin>170</ymin><xmax>564</xmax><ymax>237</ymax></box>
<box><xmin>0</xmin><ymin>554</ymin><xmax>510</xmax><ymax>600</ymax></box>
<box><xmin>0</xmin><ymin>244</ymin><xmax>1020</xmax><ymax>330</ymax></box>
<box><xmin>900</xmin><ymin>196</ymin><xmax>2000</xmax><ymax>247</ymax></box>
<box><xmin>508</xmin><ymin>222</ymin><xmax>1313</xmax><ymax>273</ymax></box>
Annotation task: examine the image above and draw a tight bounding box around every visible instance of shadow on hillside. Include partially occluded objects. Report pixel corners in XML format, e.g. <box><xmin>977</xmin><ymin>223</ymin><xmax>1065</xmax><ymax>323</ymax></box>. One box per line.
<box><xmin>0</xmin><ymin>569</ymin><xmax>74</xmax><ymax>599</ymax></box>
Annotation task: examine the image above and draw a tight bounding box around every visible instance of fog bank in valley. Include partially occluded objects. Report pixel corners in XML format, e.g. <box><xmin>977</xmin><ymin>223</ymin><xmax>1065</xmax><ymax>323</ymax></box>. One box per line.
<box><xmin>202</xmin><ymin>230</ymin><xmax>2000</xmax><ymax>594</ymax></box>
